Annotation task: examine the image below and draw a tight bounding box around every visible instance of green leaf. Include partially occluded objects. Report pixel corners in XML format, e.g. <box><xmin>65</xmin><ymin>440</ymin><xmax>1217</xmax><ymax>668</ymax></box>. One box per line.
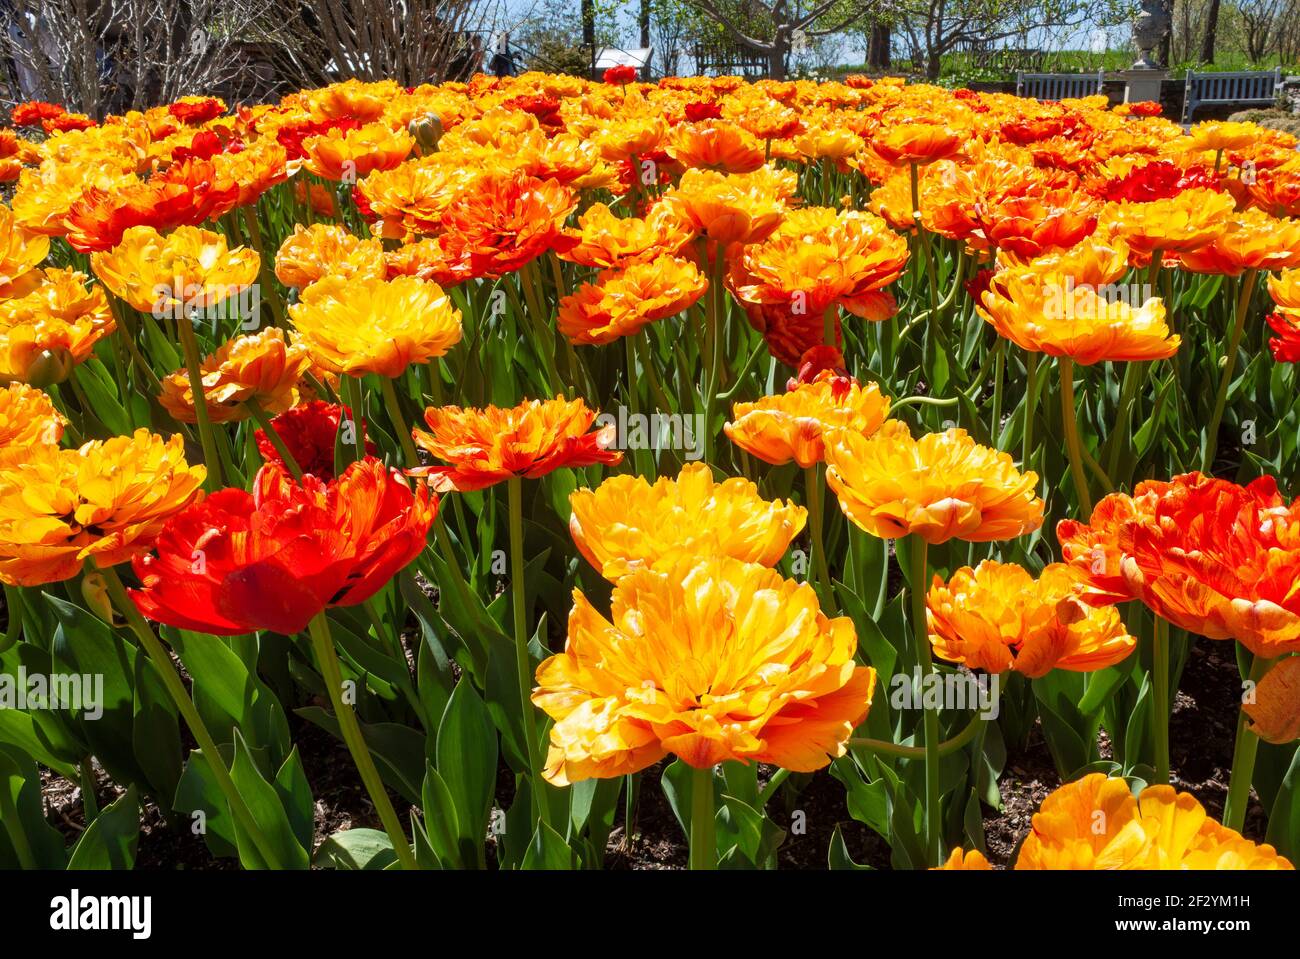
<box><xmin>828</xmin><ymin>824</ymin><xmax>873</xmax><ymax>870</ymax></box>
<box><xmin>521</xmin><ymin>821</ymin><xmax>573</xmax><ymax>870</ymax></box>
<box><xmin>229</xmin><ymin>731</ymin><xmax>310</xmax><ymax>870</ymax></box>
<box><xmin>1266</xmin><ymin>745</ymin><xmax>1300</xmax><ymax>864</ymax></box>
<box><xmin>314</xmin><ymin>828</ymin><xmax>397</xmax><ymax>870</ymax></box>
<box><xmin>420</xmin><ymin>762</ymin><xmax>462</xmax><ymax>868</ymax></box>
<box><xmin>435</xmin><ymin>681</ymin><xmax>497</xmax><ymax>864</ymax></box>
<box><xmin>68</xmin><ymin>785</ymin><xmax>140</xmax><ymax>870</ymax></box>
<box><xmin>0</xmin><ymin>743</ymin><xmax>68</xmax><ymax>868</ymax></box>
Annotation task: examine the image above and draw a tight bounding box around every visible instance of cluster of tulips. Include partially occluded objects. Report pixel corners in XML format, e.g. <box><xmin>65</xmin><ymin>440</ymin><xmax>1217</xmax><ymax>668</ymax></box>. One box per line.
<box><xmin>0</xmin><ymin>66</ymin><xmax>1297</xmax><ymax>872</ymax></box>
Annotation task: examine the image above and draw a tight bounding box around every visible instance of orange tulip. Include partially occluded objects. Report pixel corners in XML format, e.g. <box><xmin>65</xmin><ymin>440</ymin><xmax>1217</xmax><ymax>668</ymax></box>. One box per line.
<box><xmin>556</xmin><ymin>254</ymin><xmax>706</xmax><ymax>345</ymax></box>
<box><xmin>726</xmin><ymin>371</ymin><xmax>891</xmax><ymax>468</ymax></box>
<box><xmin>1017</xmin><ymin>774</ymin><xmax>1292</xmax><ymax>869</ymax></box>
<box><xmin>568</xmin><ymin>462</ymin><xmax>806</xmax><ymax>579</ymax></box>
<box><xmin>824</xmin><ymin>420</ymin><xmax>1044</xmax><ymax>544</ymax></box>
<box><xmin>436</xmin><ymin>170</ymin><xmax>577</xmax><ymax>279</ymax></box>
<box><xmin>274</xmin><ymin>223</ymin><xmax>386</xmax><ymax>289</ymax></box>
<box><xmin>533</xmin><ymin>556</ymin><xmax>876</xmax><ymax>783</ymax></box>
<box><xmin>0</xmin><ymin>430</ymin><xmax>205</xmax><ymax>586</ymax></box>
<box><xmin>159</xmin><ymin>327</ymin><xmax>312</xmax><ymax>424</ymax></box>
<box><xmin>289</xmin><ymin>274</ymin><xmax>462</xmax><ymax>379</ymax></box>
<box><xmin>0</xmin><ymin>381</ymin><xmax>64</xmax><ymax>464</ymax></box>
<box><xmin>927</xmin><ymin>560</ymin><xmax>1136</xmax><ymax>678</ymax></box>
<box><xmin>1059</xmin><ymin>473</ymin><xmax>1300</xmax><ymax>657</ymax></box>
<box><xmin>412</xmin><ymin>396</ymin><xmax>622</xmax><ymax>492</ymax></box>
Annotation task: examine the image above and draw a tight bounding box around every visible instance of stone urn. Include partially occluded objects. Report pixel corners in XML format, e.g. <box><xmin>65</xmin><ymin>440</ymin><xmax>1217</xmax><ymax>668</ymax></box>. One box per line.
<box><xmin>1132</xmin><ymin>0</ymin><xmax>1170</xmax><ymax>69</ymax></box>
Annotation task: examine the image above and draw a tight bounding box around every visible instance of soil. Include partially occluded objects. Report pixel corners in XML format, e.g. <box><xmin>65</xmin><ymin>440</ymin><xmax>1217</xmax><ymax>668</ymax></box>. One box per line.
<box><xmin>33</xmin><ymin>633</ymin><xmax>1261</xmax><ymax>869</ymax></box>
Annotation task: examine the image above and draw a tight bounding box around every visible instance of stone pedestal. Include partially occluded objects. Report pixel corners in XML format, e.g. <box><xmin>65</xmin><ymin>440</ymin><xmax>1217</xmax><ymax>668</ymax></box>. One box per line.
<box><xmin>1118</xmin><ymin>69</ymin><xmax>1167</xmax><ymax>104</ymax></box>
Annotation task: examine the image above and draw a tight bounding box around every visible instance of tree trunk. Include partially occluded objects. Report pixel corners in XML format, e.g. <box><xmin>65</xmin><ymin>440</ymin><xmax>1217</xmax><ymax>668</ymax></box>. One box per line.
<box><xmin>1159</xmin><ymin>0</ymin><xmax>1173</xmax><ymax>67</ymax></box>
<box><xmin>1201</xmin><ymin>0</ymin><xmax>1222</xmax><ymax>63</ymax></box>
<box><xmin>582</xmin><ymin>0</ymin><xmax>595</xmax><ymax>75</ymax></box>
<box><xmin>868</xmin><ymin>21</ymin><xmax>890</xmax><ymax>69</ymax></box>
<box><xmin>639</xmin><ymin>0</ymin><xmax>650</xmax><ymax>78</ymax></box>
<box><xmin>769</xmin><ymin>43</ymin><xmax>786</xmax><ymax>80</ymax></box>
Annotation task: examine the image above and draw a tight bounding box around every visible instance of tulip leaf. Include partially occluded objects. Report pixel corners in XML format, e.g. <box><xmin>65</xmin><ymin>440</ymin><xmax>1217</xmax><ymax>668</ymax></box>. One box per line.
<box><xmin>170</xmin><ymin>629</ymin><xmax>291</xmax><ymax>766</ymax></box>
<box><xmin>832</xmin><ymin>757</ymin><xmax>890</xmax><ymax>839</ymax></box>
<box><xmin>435</xmin><ymin>680</ymin><xmax>497</xmax><ymax>865</ymax></box>
<box><xmin>521</xmin><ymin>821</ymin><xmax>573</xmax><ymax>870</ymax></box>
<box><xmin>273</xmin><ymin>746</ymin><xmax>314</xmax><ymax>854</ymax></box>
<box><xmin>296</xmin><ymin>707</ymin><xmax>425</xmax><ymax>804</ymax></box>
<box><xmin>1265</xmin><ymin>745</ymin><xmax>1300</xmax><ymax>863</ymax></box>
<box><xmin>130</xmin><ymin>648</ymin><xmax>183</xmax><ymax>814</ymax></box>
<box><xmin>229</xmin><ymin>730</ymin><xmax>310</xmax><ymax>870</ymax></box>
<box><xmin>828</xmin><ymin>824</ymin><xmax>873</xmax><ymax>870</ymax></box>
<box><xmin>314</xmin><ymin>828</ymin><xmax>398</xmax><ymax>870</ymax></box>
<box><xmin>420</xmin><ymin>762</ymin><xmax>463</xmax><ymax>869</ymax></box>
<box><xmin>174</xmin><ymin>745</ymin><xmax>238</xmax><ymax>859</ymax></box>
<box><xmin>0</xmin><ymin>743</ymin><xmax>68</xmax><ymax>868</ymax></box>
<box><xmin>68</xmin><ymin>785</ymin><xmax>140</xmax><ymax>870</ymax></box>
<box><xmin>1122</xmin><ymin>676</ymin><xmax>1153</xmax><ymax>778</ymax></box>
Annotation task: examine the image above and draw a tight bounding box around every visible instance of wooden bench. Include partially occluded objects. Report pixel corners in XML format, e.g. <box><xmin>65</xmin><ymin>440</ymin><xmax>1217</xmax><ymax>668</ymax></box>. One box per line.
<box><xmin>1016</xmin><ymin>70</ymin><xmax>1105</xmax><ymax>101</ymax></box>
<box><xmin>1182</xmin><ymin>67</ymin><xmax>1282</xmax><ymax>123</ymax></box>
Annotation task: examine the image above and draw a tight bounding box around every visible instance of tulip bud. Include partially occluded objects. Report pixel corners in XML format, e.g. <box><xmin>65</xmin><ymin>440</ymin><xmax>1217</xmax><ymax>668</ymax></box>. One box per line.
<box><xmin>26</xmin><ymin>348</ymin><xmax>74</xmax><ymax>388</ymax></box>
<box><xmin>409</xmin><ymin>114</ymin><xmax>443</xmax><ymax>153</ymax></box>
<box><xmin>81</xmin><ymin>572</ymin><xmax>125</xmax><ymax>627</ymax></box>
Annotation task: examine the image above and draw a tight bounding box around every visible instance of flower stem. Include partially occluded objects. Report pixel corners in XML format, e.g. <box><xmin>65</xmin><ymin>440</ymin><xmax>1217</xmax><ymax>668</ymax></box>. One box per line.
<box><xmin>850</xmin><ymin>712</ymin><xmax>985</xmax><ymax>758</ymax></box>
<box><xmin>306</xmin><ymin>611</ymin><xmax>418</xmax><ymax>870</ymax></box>
<box><xmin>1022</xmin><ymin>351</ymin><xmax>1041</xmax><ymax>475</ymax></box>
<box><xmin>1152</xmin><ymin>616</ymin><xmax>1170</xmax><ymax>785</ymax></box>
<box><xmin>176</xmin><ymin>317</ymin><xmax>222</xmax><ymax>490</ymax></box>
<box><xmin>909</xmin><ymin>535</ymin><xmax>942</xmax><ymax>865</ymax></box>
<box><xmin>1202</xmin><ymin>269</ymin><xmax>1258</xmax><ymax>473</ymax></box>
<box><xmin>379</xmin><ymin>375</ymin><xmax>420</xmax><ymax>467</ymax></box>
<box><xmin>96</xmin><ymin>563</ymin><xmax>285</xmax><ymax>869</ymax></box>
<box><xmin>1059</xmin><ymin>357</ymin><xmax>1092</xmax><ymax>516</ymax></box>
<box><xmin>804</xmin><ymin>465</ymin><xmax>829</xmax><ymax>600</ymax></box>
<box><xmin>508</xmin><ymin>476</ymin><xmax>549</xmax><ymax>829</ymax></box>
<box><xmin>689</xmin><ymin>764</ymin><xmax>716</xmax><ymax>870</ymax></box>
<box><xmin>341</xmin><ymin>375</ymin><xmax>367</xmax><ymax>463</ymax></box>
<box><xmin>1223</xmin><ymin>652</ymin><xmax>1274</xmax><ymax>832</ymax></box>
<box><xmin>246</xmin><ymin>399</ymin><xmax>303</xmax><ymax>480</ymax></box>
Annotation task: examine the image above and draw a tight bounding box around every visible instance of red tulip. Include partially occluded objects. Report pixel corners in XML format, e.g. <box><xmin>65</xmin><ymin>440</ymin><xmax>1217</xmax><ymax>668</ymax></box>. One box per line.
<box><xmin>130</xmin><ymin>458</ymin><xmax>435</xmax><ymax>635</ymax></box>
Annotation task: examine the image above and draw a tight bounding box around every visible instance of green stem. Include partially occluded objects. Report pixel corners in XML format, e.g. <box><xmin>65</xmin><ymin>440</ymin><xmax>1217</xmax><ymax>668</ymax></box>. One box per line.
<box><xmin>242</xmin><ymin>205</ymin><xmax>285</xmax><ymax>328</ymax></box>
<box><xmin>508</xmin><ymin>476</ymin><xmax>549</xmax><ymax>829</ymax></box>
<box><xmin>909</xmin><ymin>535</ymin><xmax>942</xmax><ymax>865</ymax></box>
<box><xmin>1022</xmin><ymin>351</ymin><xmax>1041</xmax><ymax>475</ymax></box>
<box><xmin>1152</xmin><ymin>617</ymin><xmax>1170</xmax><ymax>785</ymax></box>
<box><xmin>341</xmin><ymin>376</ymin><xmax>367</xmax><ymax>463</ymax></box>
<box><xmin>80</xmin><ymin>756</ymin><xmax>100</xmax><ymax>826</ymax></box>
<box><xmin>805</xmin><ymin>465</ymin><xmax>829</xmax><ymax>600</ymax></box>
<box><xmin>1106</xmin><ymin>360</ymin><xmax>1143</xmax><ymax>480</ymax></box>
<box><xmin>1059</xmin><ymin>357</ymin><xmax>1093</xmax><ymax>516</ymax></box>
<box><xmin>96</xmin><ymin>563</ymin><xmax>285</xmax><ymax>869</ymax></box>
<box><xmin>306</xmin><ymin>612</ymin><xmax>418</xmax><ymax>870</ymax></box>
<box><xmin>990</xmin><ymin>340</ymin><xmax>1005</xmax><ymax>448</ymax></box>
<box><xmin>1202</xmin><ymin>269</ymin><xmax>1258</xmax><ymax>474</ymax></box>
<box><xmin>379</xmin><ymin>375</ymin><xmax>420</xmax><ymax>468</ymax></box>
<box><xmin>1223</xmin><ymin>653</ymin><xmax>1274</xmax><ymax>832</ymax></box>
<box><xmin>176</xmin><ymin>318</ymin><xmax>223</xmax><ymax>491</ymax></box>
<box><xmin>689</xmin><ymin>764</ymin><xmax>716</xmax><ymax>870</ymax></box>
<box><xmin>246</xmin><ymin>400</ymin><xmax>303</xmax><ymax>480</ymax></box>
<box><xmin>850</xmin><ymin>712</ymin><xmax>985</xmax><ymax>758</ymax></box>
